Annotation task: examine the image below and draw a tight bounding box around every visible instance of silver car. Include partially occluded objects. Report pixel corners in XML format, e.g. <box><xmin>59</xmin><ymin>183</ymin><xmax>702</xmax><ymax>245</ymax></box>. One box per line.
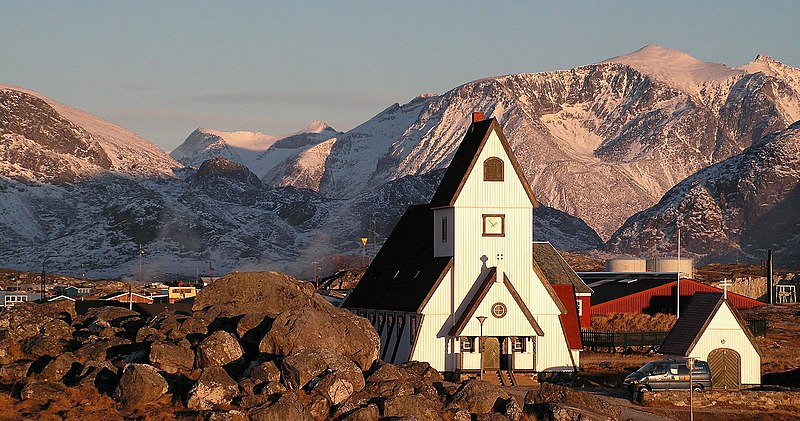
<box><xmin>624</xmin><ymin>359</ymin><xmax>711</xmax><ymax>394</ymax></box>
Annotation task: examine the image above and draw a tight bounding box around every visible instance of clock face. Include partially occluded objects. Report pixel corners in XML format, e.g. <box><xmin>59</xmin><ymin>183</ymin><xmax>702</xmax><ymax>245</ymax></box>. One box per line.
<box><xmin>483</xmin><ymin>214</ymin><xmax>504</xmax><ymax>236</ymax></box>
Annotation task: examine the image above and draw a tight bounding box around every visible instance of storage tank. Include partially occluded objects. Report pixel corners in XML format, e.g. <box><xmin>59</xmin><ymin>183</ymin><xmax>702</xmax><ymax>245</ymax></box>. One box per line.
<box><xmin>605</xmin><ymin>258</ymin><xmax>647</xmax><ymax>273</ymax></box>
<box><xmin>646</xmin><ymin>258</ymin><xmax>694</xmax><ymax>278</ymax></box>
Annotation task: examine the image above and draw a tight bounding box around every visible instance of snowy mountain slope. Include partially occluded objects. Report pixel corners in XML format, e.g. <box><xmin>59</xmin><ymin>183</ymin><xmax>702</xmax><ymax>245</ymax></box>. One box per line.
<box><xmin>0</xmin><ymin>84</ymin><xmax>179</xmax><ymax>178</ymax></box>
<box><xmin>170</xmin><ymin>128</ymin><xmax>278</xmax><ymax>170</ymax></box>
<box><xmin>171</xmin><ymin>121</ymin><xmax>341</xmax><ymax>179</ymax></box>
<box><xmin>261</xmin><ymin>137</ymin><xmax>336</xmax><ymax>190</ymax></box>
<box><xmin>315</xmin><ymin>46</ymin><xmax>800</xmax><ymax>238</ymax></box>
<box><xmin>606</xmin><ymin>122</ymin><xmax>800</xmax><ymax>266</ymax></box>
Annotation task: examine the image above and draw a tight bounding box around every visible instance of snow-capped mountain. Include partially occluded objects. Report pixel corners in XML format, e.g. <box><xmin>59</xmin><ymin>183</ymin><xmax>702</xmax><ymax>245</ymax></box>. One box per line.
<box><xmin>317</xmin><ymin>45</ymin><xmax>800</xmax><ymax>238</ymax></box>
<box><xmin>606</xmin><ymin>122</ymin><xmax>800</xmax><ymax>266</ymax></box>
<box><xmin>0</xmin><ymin>84</ymin><xmax>179</xmax><ymax>182</ymax></box>
<box><xmin>2</xmin><ymin>45</ymin><xmax>799</xmax><ymax>277</ymax></box>
<box><xmin>171</xmin><ymin>121</ymin><xmax>342</xmax><ymax>179</ymax></box>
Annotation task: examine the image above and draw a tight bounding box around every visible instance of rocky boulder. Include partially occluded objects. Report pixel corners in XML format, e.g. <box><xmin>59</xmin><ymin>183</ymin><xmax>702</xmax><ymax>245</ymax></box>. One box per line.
<box><xmin>249</xmin><ymin>391</ymin><xmax>312</xmax><ymax>421</ymax></box>
<box><xmin>0</xmin><ymin>303</ymin><xmax>74</xmax><ymax>363</ymax></box>
<box><xmin>281</xmin><ymin>348</ymin><xmax>365</xmax><ymax>393</ymax></box>
<box><xmin>20</xmin><ymin>381</ymin><xmax>68</xmax><ymax>402</ymax></box>
<box><xmin>0</xmin><ymin>360</ymin><xmax>32</xmax><ymax>384</ymax></box>
<box><xmin>384</xmin><ymin>394</ymin><xmax>446</xmax><ymax>421</ymax></box>
<box><xmin>187</xmin><ymin>366</ymin><xmax>240</xmax><ymax>411</ymax></box>
<box><xmin>113</xmin><ymin>363</ymin><xmax>168</xmax><ymax>406</ymax></box>
<box><xmin>196</xmin><ymin>330</ymin><xmax>244</xmax><ymax>368</ymax></box>
<box><xmin>259</xmin><ymin>306</ymin><xmax>379</xmax><ymax>370</ymax></box>
<box><xmin>38</xmin><ymin>352</ymin><xmax>79</xmax><ymax>383</ymax></box>
<box><xmin>449</xmin><ymin>379</ymin><xmax>509</xmax><ymax>414</ymax></box>
<box><xmin>149</xmin><ymin>339</ymin><xmax>194</xmax><ymax>373</ymax></box>
<box><xmin>193</xmin><ymin>271</ymin><xmax>328</xmax><ymax>317</ymax></box>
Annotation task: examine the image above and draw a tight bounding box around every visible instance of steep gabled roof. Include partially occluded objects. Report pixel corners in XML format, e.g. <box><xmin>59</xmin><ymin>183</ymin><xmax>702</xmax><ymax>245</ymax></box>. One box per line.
<box><xmin>429</xmin><ymin>118</ymin><xmax>538</xmax><ymax>208</ymax></box>
<box><xmin>341</xmin><ymin>204</ymin><xmax>452</xmax><ymax>312</ymax></box>
<box><xmin>533</xmin><ymin>242</ymin><xmax>593</xmax><ymax>294</ymax></box>
<box><xmin>448</xmin><ymin>269</ymin><xmax>544</xmax><ymax>337</ymax></box>
<box><xmin>552</xmin><ymin>284</ymin><xmax>583</xmax><ymax>349</ymax></box>
<box><xmin>659</xmin><ymin>292</ymin><xmax>762</xmax><ymax>357</ymax></box>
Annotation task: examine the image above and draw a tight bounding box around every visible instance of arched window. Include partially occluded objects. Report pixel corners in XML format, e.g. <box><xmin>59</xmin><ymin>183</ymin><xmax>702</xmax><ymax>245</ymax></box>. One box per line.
<box><xmin>483</xmin><ymin>157</ymin><xmax>504</xmax><ymax>181</ymax></box>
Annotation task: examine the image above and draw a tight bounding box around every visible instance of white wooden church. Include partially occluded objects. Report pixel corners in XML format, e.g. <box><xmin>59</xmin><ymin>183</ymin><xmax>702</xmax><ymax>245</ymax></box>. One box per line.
<box><xmin>342</xmin><ymin>113</ymin><xmax>579</xmax><ymax>378</ymax></box>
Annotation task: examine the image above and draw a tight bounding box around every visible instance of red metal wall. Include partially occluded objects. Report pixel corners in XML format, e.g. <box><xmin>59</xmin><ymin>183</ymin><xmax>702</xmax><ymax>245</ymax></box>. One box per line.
<box><xmin>577</xmin><ymin>296</ymin><xmax>591</xmax><ymax>327</ymax></box>
<box><xmin>591</xmin><ymin>279</ymin><xmax>763</xmax><ymax>315</ymax></box>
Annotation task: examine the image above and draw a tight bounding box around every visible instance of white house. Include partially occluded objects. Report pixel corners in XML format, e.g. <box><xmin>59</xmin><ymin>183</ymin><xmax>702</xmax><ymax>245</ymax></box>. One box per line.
<box><xmin>660</xmin><ymin>292</ymin><xmax>761</xmax><ymax>389</ymax></box>
<box><xmin>342</xmin><ymin>114</ymin><xmax>577</xmax><ymax>380</ymax></box>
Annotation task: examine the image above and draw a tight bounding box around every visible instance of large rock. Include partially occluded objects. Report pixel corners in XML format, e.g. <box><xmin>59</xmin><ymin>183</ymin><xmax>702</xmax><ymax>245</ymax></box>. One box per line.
<box><xmin>0</xmin><ymin>303</ymin><xmax>74</xmax><ymax>363</ymax></box>
<box><xmin>249</xmin><ymin>392</ymin><xmax>312</xmax><ymax>421</ymax></box>
<box><xmin>383</xmin><ymin>394</ymin><xmax>445</xmax><ymax>421</ymax></box>
<box><xmin>0</xmin><ymin>360</ymin><xmax>32</xmax><ymax>384</ymax></box>
<box><xmin>20</xmin><ymin>381</ymin><xmax>68</xmax><ymax>401</ymax></box>
<box><xmin>38</xmin><ymin>352</ymin><xmax>79</xmax><ymax>382</ymax></box>
<box><xmin>449</xmin><ymin>379</ymin><xmax>509</xmax><ymax>414</ymax></box>
<box><xmin>149</xmin><ymin>339</ymin><xmax>194</xmax><ymax>373</ymax></box>
<box><xmin>113</xmin><ymin>363</ymin><xmax>168</xmax><ymax>406</ymax></box>
<box><xmin>247</xmin><ymin>360</ymin><xmax>281</xmax><ymax>384</ymax></box>
<box><xmin>193</xmin><ymin>271</ymin><xmax>328</xmax><ymax>317</ymax></box>
<box><xmin>83</xmin><ymin>306</ymin><xmax>140</xmax><ymax>327</ymax></box>
<box><xmin>524</xmin><ymin>383</ymin><xmax>622</xmax><ymax>419</ymax></box>
<box><xmin>187</xmin><ymin>366</ymin><xmax>240</xmax><ymax>411</ymax></box>
<box><xmin>260</xmin><ymin>307</ymin><xmax>379</xmax><ymax>370</ymax></box>
<box><xmin>281</xmin><ymin>348</ymin><xmax>365</xmax><ymax>393</ymax></box>
<box><xmin>196</xmin><ymin>330</ymin><xmax>244</xmax><ymax>368</ymax></box>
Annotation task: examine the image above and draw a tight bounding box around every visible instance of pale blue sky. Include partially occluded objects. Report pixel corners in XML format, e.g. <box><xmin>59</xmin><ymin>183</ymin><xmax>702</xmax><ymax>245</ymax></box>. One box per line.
<box><xmin>2</xmin><ymin>1</ymin><xmax>798</xmax><ymax>151</ymax></box>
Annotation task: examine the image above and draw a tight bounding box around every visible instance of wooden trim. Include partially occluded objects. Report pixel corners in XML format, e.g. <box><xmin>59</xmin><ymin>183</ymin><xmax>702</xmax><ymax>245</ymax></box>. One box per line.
<box><xmin>503</xmin><ymin>275</ymin><xmax>545</xmax><ymax>336</ymax></box>
<box><xmin>416</xmin><ymin>259</ymin><xmax>453</xmax><ymax>313</ymax></box>
<box><xmin>482</xmin><ymin>214</ymin><xmax>505</xmax><ymax>237</ymax></box>
<box><xmin>448</xmin><ymin>268</ymin><xmax>497</xmax><ymax>336</ymax></box>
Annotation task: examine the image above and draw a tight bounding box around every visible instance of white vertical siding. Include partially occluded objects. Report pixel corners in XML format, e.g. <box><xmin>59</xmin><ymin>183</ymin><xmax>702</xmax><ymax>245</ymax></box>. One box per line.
<box><xmin>534</xmin><ymin>315</ymin><xmax>575</xmax><ymax>371</ymax></box>
<box><xmin>689</xmin><ymin>304</ymin><xmax>761</xmax><ymax>385</ymax></box>
<box><xmin>433</xmin><ymin>208</ymin><xmax>455</xmax><ymax>257</ymax></box>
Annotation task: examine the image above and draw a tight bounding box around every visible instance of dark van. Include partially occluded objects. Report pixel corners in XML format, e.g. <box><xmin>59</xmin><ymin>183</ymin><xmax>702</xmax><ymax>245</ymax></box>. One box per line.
<box><xmin>624</xmin><ymin>359</ymin><xmax>711</xmax><ymax>394</ymax></box>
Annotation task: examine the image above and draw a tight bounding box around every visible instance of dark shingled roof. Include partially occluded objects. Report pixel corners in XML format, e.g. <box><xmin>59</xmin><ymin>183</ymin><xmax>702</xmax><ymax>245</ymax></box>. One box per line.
<box><xmin>532</xmin><ymin>242</ymin><xmax>593</xmax><ymax>294</ymax></box>
<box><xmin>659</xmin><ymin>293</ymin><xmax>722</xmax><ymax>356</ymax></box>
<box><xmin>341</xmin><ymin>205</ymin><xmax>452</xmax><ymax>312</ymax></box>
<box><xmin>429</xmin><ymin>118</ymin><xmax>538</xmax><ymax>208</ymax></box>
<box><xmin>659</xmin><ymin>293</ymin><xmax>762</xmax><ymax>357</ymax></box>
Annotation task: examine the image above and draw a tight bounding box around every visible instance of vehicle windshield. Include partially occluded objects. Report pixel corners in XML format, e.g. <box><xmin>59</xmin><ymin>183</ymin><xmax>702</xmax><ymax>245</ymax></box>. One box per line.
<box><xmin>637</xmin><ymin>362</ymin><xmax>657</xmax><ymax>374</ymax></box>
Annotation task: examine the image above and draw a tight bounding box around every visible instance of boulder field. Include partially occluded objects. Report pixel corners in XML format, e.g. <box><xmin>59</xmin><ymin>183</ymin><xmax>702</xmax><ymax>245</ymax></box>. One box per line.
<box><xmin>0</xmin><ymin>271</ymin><xmax>582</xmax><ymax>419</ymax></box>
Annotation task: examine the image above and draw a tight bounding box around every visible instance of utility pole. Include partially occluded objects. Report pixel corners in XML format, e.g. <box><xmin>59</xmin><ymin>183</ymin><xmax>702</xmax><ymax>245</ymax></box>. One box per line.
<box><xmin>476</xmin><ymin>316</ymin><xmax>487</xmax><ymax>380</ymax></box>
<box><xmin>677</xmin><ymin>226</ymin><xmax>681</xmax><ymax>319</ymax></box>
<box><xmin>138</xmin><ymin>245</ymin><xmax>145</xmax><ymax>283</ymax></box>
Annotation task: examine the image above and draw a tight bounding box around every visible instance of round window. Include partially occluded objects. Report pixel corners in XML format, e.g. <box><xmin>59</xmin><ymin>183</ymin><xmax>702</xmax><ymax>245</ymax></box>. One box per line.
<box><xmin>491</xmin><ymin>302</ymin><xmax>507</xmax><ymax>318</ymax></box>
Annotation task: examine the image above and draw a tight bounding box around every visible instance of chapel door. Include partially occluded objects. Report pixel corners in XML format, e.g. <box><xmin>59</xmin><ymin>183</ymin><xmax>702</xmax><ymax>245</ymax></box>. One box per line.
<box><xmin>709</xmin><ymin>348</ymin><xmax>741</xmax><ymax>390</ymax></box>
<box><xmin>482</xmin><ymin>337</ymin><xmax>500</xmax><ymax>371</ymax></box>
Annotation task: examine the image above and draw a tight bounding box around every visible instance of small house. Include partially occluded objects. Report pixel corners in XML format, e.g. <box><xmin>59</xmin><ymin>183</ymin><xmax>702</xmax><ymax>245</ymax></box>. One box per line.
<box><xmin>102</xmin><ymin>292</ymin><xmax>154</xmax><ymax>304</ymax></box>
<box><xmin>660</xmin><ymin>292</ymin><xmax>761</xmax><ymax>389</ymax></box>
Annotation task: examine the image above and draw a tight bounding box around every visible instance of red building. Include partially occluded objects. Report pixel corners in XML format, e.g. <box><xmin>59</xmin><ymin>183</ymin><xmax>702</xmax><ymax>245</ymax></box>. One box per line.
<box><xmin>533</xmin><ymin>242</ymin><xmax>593</xmax><ymax>327</ymax></box>
<box><xmin>585</xmin><ymin>275</ymin><xmax>762</xmax><ymax>315</ymax></box>
<box><xmin>102</xmin><ymin>292</ymin><xmax>154</xmax><ymax>304</ymax></box>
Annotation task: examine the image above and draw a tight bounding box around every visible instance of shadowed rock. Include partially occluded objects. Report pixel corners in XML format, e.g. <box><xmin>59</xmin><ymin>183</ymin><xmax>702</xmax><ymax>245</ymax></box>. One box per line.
<box><xmin>187</xmin><ymin>366</ymin><xmax>239</xmax><ymax>411</ymax></box>
<box><xmin>113</xmin><ymin>363</ymin><xmax>168</xmax><ymax>406</ymax></box>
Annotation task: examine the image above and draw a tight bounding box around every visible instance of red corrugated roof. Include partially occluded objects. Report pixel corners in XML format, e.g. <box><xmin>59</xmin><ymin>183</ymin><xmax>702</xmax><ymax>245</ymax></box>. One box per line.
<box><xmin>552</xmin><ymin>284</ymin><xmax>582</xmax><ymax>350</ymax></box>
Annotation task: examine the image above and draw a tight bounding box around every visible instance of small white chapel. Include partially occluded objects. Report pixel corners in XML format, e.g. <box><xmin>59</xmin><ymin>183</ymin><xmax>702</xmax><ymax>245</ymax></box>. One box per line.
<box><xmin>342</xmin><ymin>113</ymin><xmax>579</xmax><ymax>379</ymax></box>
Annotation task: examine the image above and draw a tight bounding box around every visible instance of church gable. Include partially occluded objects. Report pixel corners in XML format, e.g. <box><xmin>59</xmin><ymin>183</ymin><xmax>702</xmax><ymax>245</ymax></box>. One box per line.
<box><xmin>430</xmin><ymin>118</ymin><xmax>538</xmax><ymax>209</ymax></box>
<box><xmin>449</xmin><ymin>270</ymin><xmax>544</xmax><ymax>337</ymax></box>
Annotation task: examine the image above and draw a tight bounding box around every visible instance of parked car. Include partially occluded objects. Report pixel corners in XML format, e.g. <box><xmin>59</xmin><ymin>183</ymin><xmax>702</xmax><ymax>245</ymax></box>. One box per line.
<box><xmin>624</xmin><ymin>359</ymin><xmax>711</xmax><ymax>394</ymax></box>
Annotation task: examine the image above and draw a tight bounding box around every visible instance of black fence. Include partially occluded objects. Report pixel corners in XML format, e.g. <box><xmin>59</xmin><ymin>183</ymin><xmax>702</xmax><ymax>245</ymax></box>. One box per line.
<box><xmin>582</xmin><ymin>317</ymin><xmax>769</xmax><ymax>352</ymax></box>
<box><xmin>581</xmin><ymin>330</ymin><xmax>670</xmax><ymax>351</ymax></box>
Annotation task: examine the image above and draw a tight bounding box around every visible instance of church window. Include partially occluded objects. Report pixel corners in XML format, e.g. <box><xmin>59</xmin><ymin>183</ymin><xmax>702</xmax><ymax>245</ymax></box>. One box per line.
<box><xmin>441</xmin><ymin>217</ymin><xmax>448</xmax><ymax>242</ymax></box>
<box><xmin>512</xmin><ymin>337</ymin><xmax>526</xmax><ymax>352</ymax></box>
<box><xmin>460</xmin><ymin>337</ymin><xmax>474</xmax><ymax>352</ymax></box>
<box><xmin>491</xmin><ymin>302</ymin><xmax>507</xmax><ymax>318</ymax></box>
<box><xmin>483</xmin><ymin>157</ymin><xmax>504</xmax><ymax>181</ymax></box>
